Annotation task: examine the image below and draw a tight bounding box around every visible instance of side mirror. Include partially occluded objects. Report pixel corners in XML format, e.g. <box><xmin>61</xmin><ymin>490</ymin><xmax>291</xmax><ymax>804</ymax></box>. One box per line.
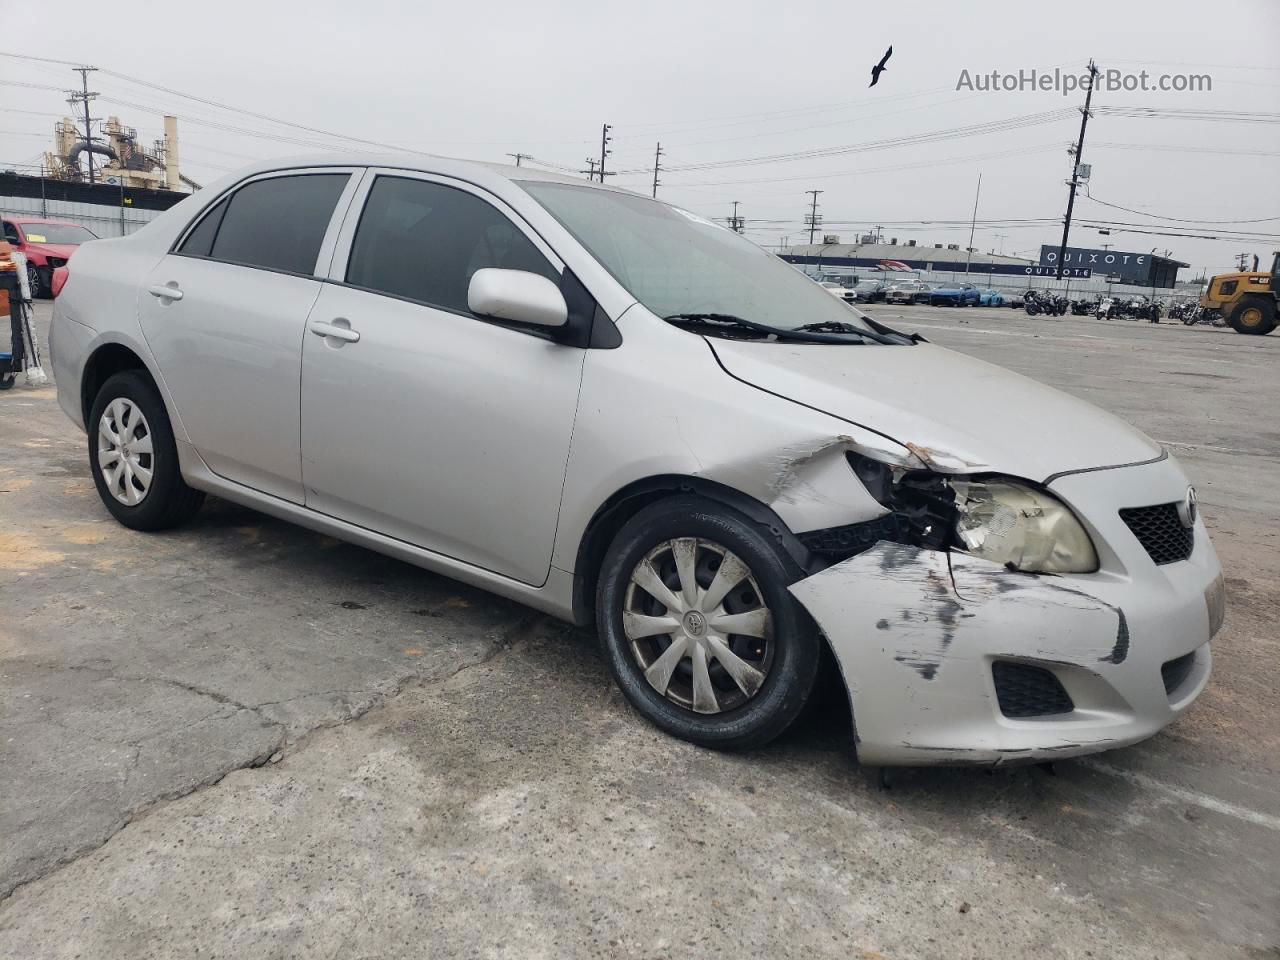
<box><xmin>467</xmin><ymin>268</ymin><xmax>567</xmax><ymax>329</ymax></box>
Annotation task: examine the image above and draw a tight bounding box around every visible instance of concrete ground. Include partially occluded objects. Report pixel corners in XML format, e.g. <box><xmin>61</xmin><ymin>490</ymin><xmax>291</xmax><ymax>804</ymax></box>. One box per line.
<box><xmin>1</xmin><ymin>300</ymin><xmax>1278</xmax><ymax>959</ymax></box>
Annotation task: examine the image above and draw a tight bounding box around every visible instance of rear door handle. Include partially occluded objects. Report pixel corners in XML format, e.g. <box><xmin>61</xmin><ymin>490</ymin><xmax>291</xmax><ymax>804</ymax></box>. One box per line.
<box><xmin>310</xmin><ymin>320</ymin><xmax>360</xmax><ymax>343</ymax></box>
<box><xmin>147</xmin><ymin>282</ymin><xmax>183</xmax><ymax>301</ymax></box>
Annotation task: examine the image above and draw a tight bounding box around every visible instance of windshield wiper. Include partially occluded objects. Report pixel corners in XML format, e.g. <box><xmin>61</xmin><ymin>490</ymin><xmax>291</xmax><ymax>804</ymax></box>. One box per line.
<box><xmin>793</xmin><ymin>319</ymin><xmax>896</xmax><ymax>344</ymax></box>
<box><xmin>663</xmin><ymin>313</ymin><xmax>872</xmax><ymax>344</ymax></box>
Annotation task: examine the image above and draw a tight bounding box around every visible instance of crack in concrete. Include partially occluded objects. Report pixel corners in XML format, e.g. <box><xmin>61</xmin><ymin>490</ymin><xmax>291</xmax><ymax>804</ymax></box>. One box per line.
<box><xmin>0</xmin><ymin>610</ymin><xmax>550</xmax><ymax>904</ymax></box>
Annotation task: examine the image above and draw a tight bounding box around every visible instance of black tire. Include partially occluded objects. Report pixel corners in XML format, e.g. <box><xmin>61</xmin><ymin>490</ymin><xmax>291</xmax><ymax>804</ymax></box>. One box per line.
<box><xmin>88</xmin><ymin>370</ymin><xmax>205</xmax><ymax>530</ymax></box>
<box><xmin>1228</xmin><ymin>297</ymin><xmax>1276</xmax><ymax>336</ymax></box>
<box><xmin>26</xmin><ymin>264</ymin><xmax>45</xmax><ymax>299</ymax></box>
<box><xmin>596</xmin><ymin>496</ymin><xmax>821</xmax><ymax>751</ymax></box>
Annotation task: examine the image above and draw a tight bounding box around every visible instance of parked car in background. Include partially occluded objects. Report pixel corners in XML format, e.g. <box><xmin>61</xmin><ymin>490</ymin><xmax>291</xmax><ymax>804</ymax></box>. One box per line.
<box><xmin>49</xmin><ymin>153</ymin><xmax>1223</xmax><ymax>767</ymax></box>
<box><xmin>928</xmin><ymin>282</ymin><xmax>979</xmax><ymax>306</ymax></box>
<box><xmin>852</xmin><ymin>279</ymin><xmax>888</xmax><ymax>303</ymax></box>
<box><xmin>885</xmin><ymin>280</ymin><xmax>931</xmax><ymax>304</ymax></box>
<box><xmin>1</xmin><ymin>217</ymin><xmax>98</xmax><ymax>298</ymax></box>
<box><xmin>1007</xmin><ymin>291</ymin><xmax>1025</xmax><ymax>308</ymax></box>
<box><xmin>978</xmin><ymin>288</ymin><xmax>1004</xmax><ymax>307</ymax></box>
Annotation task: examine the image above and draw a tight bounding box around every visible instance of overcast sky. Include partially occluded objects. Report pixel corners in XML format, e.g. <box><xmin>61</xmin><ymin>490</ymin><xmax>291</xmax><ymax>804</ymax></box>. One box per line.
<box><xmin>3</xmin><ymin>0</ymin><xmax>1278</xmax><ymax>275</ymax></box>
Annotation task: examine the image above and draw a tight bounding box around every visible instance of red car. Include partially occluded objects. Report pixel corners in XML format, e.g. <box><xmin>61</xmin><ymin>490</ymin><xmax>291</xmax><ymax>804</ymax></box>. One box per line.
<box><xmin>1</xmin><ymin>217</ymin><xmax>98</xmax><ymax>298</ymax></box>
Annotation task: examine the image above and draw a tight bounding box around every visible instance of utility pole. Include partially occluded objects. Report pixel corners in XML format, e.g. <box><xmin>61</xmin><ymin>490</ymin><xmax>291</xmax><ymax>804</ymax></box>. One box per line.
<box><xmin>68</xmin><ymin>65</ymin><xmax>100</xmax><ymax>184</ymax></box>
<box><xmin>1053</xmin><ymin>59</ymin><xmax>1099</xmax><ymax>280</ymax></box>
<box><xmin>598</xmin><ymin>123</ymin><xmax>612</xmax><ymax>183</ymax></box>
<box><xmin>993</xmin><ymin>232</ymin><xmax>1007</xmax><ymax>256</ymax></box>
<box><xmin>651</xmin><ymin>142</ymin><xmax>662</xmax><ymax>198</ymax></box>
<box><xmin>1235</xmin><ymin>252</ymin><xmax>1251</xmax><ymax>271</ymax></box>
<box><xmin>805</xmin><ymin>190</ymin><xmax>824</xmax><ymax>245</ymax></box>
<box><xmin>582</xmin><ymin>158</ymin><xmax>598</xmax><ymax>181</ymax></box>
<box><xmin>506</xmin><ymin>153</ymin><xmax>530</xmax><ymax>167</ymax></box>
<box><xmin>964</xmin><ymin>172</ymin><xmax>982</xmax><ymax>277</ymax></box>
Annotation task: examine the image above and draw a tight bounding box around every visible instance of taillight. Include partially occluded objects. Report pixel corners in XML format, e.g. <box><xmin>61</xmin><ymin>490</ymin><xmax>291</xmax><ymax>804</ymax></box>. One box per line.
<box><xmin>51</xmin><ymin>265</ymin><xmax>69</xmax><ymax>298</ymax></box>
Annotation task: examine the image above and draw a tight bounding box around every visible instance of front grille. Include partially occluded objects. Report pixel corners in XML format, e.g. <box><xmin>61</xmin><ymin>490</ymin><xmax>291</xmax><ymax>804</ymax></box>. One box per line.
<box><xmin>1161</xmin><ymin>652</ymin><xmax>1196</xmax><ymax>698</ymax></box>
<box><xmin>992</xmin><ymin>662</ymin><xmax>1074</xmax><ymax>718</ymax></box>
<box><xmin>1119</xmin><ymin>502</ymin><xmax>1193</xmax><ymax>565</ymax></box>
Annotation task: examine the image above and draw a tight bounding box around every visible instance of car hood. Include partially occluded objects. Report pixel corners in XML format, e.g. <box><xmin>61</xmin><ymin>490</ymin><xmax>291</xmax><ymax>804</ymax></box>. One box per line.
<box><xmin>22</xmin><ymin>242</ymin><xmax>78</xmax><ymax>259</ymax></box>
<box><xmin>708</xmin><ymin>338</ymin><xmax>1161</xmax><ymax>482</ymax></box>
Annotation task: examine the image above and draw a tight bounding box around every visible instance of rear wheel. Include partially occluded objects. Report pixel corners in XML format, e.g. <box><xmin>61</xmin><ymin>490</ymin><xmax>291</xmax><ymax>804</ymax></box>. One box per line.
<box><xmin>1229</xmin><ymin>297</ymin><xmax>1276</xmax><ymax>336</ymax></box>
<box><xmin>596</xmin><ymin>496</ymin><xmax>821</xmax><ymax>750</ymax></box>
<box><xmin>88</xmin><ymin>371</ymin><xmax>205</xmax><ymax>530</ymax></box>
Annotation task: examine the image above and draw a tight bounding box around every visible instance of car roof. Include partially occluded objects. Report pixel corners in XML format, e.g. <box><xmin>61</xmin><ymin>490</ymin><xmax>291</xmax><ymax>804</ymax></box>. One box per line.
<box><xmin>202</xmin><ymin>151</ymin><xmax>649</xmax><ymax>201</ymax></box>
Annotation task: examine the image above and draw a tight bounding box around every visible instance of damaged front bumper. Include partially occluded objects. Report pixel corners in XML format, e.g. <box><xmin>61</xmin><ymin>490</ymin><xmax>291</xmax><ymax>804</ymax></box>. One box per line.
<box><xmin>788</xmin><ymin>456</ymin><xmax>1224</xmax><ymax>766</ymax></box>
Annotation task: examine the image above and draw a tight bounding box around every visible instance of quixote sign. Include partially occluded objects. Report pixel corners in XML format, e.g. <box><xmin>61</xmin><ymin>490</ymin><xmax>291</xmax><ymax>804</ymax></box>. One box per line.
<box><xmin>1039</xmin><ymin>245</ymin><xmax>1150</xmax><ymax>283</ymax></box>
<box><xmin>1025</xmin><ymin>265</ymin><xmax>1091</xmax><ymax>278</ymax></box>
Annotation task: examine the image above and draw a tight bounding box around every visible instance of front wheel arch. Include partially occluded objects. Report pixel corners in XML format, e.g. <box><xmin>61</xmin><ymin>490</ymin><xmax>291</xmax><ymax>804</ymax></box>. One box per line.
<box><xmin>570</xmin><ymin>475</ymin><xmax>811</xmax><ymax>627</ymax></box>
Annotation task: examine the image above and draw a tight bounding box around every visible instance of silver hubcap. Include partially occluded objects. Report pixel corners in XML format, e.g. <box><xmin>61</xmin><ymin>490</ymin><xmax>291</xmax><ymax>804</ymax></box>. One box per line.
<box><xmin>98</xmin><ymin>398</ymin><xmax>154</xmax><ymax>506</ymax></box>
<box><xmin>623</xmin><ymin>538</ymin><xmax>774</xmax><ymax>715</ymax></box>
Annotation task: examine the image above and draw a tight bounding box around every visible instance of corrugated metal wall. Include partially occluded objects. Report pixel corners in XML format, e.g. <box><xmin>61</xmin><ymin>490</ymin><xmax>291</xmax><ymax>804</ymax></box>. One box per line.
<box><xmin>0</xmin><ymin>194</ymin><xmax>164</xmax><ymax>239</ymax></box>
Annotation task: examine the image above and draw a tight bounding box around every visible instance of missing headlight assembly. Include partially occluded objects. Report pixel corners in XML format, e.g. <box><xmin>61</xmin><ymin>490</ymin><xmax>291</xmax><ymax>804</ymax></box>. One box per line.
<box><xmin>797</xmin><ymin>450</ymin><xmax>1098</xmax><ymax>575</ymax></box>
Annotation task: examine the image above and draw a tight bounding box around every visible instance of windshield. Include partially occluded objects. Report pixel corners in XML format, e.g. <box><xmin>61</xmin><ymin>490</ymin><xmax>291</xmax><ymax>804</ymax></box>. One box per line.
<box><xmin>519</xmin><ymin>182</ymin><xmax>876</xmax><ymax>333</ymax></box>
<box><xmin>21</xmin><ymin>223</ymin><xmax>97</xmax><ymax>244</ymax></box>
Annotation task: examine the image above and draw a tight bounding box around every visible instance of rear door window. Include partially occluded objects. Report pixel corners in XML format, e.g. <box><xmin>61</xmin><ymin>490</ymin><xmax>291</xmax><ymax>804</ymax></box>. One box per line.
<box><xmin>187</xmin><ymin>173</ymin><xmax>349</xmax><ymax>276</ymax></box>
<box><xmin>345</xmin><ymin>176</ymin><xmax>558</xmax><ymax>314</ymax></box>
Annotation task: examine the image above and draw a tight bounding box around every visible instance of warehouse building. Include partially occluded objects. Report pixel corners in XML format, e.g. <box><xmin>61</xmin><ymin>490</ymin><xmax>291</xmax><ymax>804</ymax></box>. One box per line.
<box><xmin>781</xmin><ymin>236</ymin><xmax>1191</xmax><ymax>297</ymax></box>
<box><xmin>782</xmin><ymin>237</ymin><xmax>1036</xmax><ymax>277</ymax></box>
<box><xmin>0</xmin><ymin>171</ymin><xmax>186</xmax><ymax>239</ymax></box>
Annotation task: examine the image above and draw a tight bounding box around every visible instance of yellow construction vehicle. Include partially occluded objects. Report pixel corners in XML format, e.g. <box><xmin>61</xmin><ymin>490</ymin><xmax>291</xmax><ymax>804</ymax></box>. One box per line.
<box><xmin>1199</xmin><ymin>252</ymin><xmax>1280</xmax><ymax>335</ymax></box>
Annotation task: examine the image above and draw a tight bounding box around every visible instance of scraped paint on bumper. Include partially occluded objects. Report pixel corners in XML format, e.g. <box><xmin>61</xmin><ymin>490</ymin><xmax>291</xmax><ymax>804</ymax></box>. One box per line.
<box><xmin>788</xmin><ymin>456</ymin><xmax>1224</xmax><ymax>766</ymax></box>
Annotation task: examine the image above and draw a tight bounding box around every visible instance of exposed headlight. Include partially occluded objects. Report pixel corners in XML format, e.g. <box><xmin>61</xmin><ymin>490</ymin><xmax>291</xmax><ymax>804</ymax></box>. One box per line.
<box><xmin>950</xmin><ymin>479</ymin><xmax>1097</xmax><ymax>573</ymax></box>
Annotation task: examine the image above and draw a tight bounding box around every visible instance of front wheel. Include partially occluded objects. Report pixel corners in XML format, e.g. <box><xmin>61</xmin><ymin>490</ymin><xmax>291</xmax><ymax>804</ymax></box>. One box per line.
<box><xmin>596</xmin><ymin>496</ymin><xmax>821</xmax><ymax>751</ymax></box>
<box><xmin>88</xmin><ymin>371</ymin><xmax>205</xmax><ymax>530</ymax></box>
<box><xmin>26</xmin><ymin>264</ymin><xmax>44</xmax><ymax>299</ymax></box>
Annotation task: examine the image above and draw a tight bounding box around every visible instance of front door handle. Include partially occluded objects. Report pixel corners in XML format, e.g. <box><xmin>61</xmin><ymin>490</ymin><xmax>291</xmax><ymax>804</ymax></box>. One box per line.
<box><xmin>310</xmin><ymin>319</ymin><xmax>360</xmax><ymax>344</ymax></box>
<box><xmin>147</xmin><ymin>282</ymin><xmax>183</xmax><ymax>301</ymax></box>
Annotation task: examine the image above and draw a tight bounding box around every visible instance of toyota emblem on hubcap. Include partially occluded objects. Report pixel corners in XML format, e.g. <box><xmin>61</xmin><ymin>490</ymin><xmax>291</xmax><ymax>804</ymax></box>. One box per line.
<box><xmin>683</xmin><ymin>611</ymin><xmax>707</xmax><ymax>637</ymax></box>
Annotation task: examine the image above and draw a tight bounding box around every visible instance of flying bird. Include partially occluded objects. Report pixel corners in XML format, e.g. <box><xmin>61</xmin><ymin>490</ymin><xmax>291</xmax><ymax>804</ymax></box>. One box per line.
<box><xmin>869</xmin><ymin>46</ymin><xmax>893</xmax><ymax>87</ymax></box>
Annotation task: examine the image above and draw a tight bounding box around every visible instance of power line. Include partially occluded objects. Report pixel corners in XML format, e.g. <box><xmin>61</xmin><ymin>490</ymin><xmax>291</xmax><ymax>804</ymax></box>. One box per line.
<box><xmin>1094</xmin><ymin>105</ymin><xmax>1280</xmax><ymax>123</ymax></box>
<box><xmin>1081</xmin><ymin>192</ymin><xmax>1280</xmax><ymax>224</ymax></box>
<box><xmin>1076</xmin><ymin>221</ymin><xmax>1280</xmax><ymax>242</ymax></box>
<box><xmin>0</xmin><ymin>80</ymin><xmax>69</xmax><ymax>92</ymax></box>
<box><xmin>636</xmin><ymin>109</ymin><xmax>1075</xmax><ymax>176</ymax></box>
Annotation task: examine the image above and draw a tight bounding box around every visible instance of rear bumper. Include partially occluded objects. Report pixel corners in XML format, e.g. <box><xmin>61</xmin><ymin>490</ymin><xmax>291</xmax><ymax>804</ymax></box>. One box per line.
<box><xmin>788</xmin><ymin>456</ymin><xmax>1223</xmax><ymax>766</ymax></box>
